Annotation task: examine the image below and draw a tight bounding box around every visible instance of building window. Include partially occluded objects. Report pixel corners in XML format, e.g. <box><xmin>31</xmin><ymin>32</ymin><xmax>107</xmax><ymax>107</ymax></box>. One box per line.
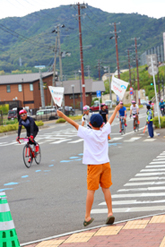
<box><xmin>30</xmin><ymin>84</ymin><xmax>33</xmax><ymax>91</ymax></box>
<box><xmin>6</xmin><ymin>85</ymin><xmax>10</xmax><ymax>93</ymax></box>
<box><xmin>18</xmin><ymin>84</ymin><xmax>22</xmax><ymax>92</ymax></box>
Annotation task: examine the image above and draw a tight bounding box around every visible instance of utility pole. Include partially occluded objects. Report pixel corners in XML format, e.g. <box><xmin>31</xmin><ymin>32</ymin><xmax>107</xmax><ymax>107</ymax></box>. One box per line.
<box><xmin>109</xmin><ymin>23</ymin><xmax>120</xmax><ymax>79</ymax></box>
<box><xmin>127</xmin><ymin>49</ymin><xmax>132</xmax><ymax>87</ymax></box>
<box><xmin>39</xmin><ymin>69</ymin><xmax>45</xmax><ymax>108</ymax></box>
<box><xmin>86</xmin><ymin>65</ymin><xmax>90</xmax><ymax>79</ymax></box>
<box><xmin>52</xmin><ymin>24</ymin><xmax>65</xmax><ymax>110</ymax></box>
<box><xmin>135</xmin><ymin>38</ymin><xmax>140</xmax><ymax>105</ymax></box>
<box><xmin>78</xmin><ymin>2</ymin><xmax>86</xmax><ymax>106</ymax></box>
<box><xmin>114</xmin><ymin>23</ymin><xmax>120</xmax><ymax>79</ymax></box>
<box><xmin>52</xmin><ymin>36</ymin><xmax>58</xmax><ymax>88</ymax></box>
<box><xmin>97</xmin><ymin>60</ymin><xmax>101</xmax><ymax>80</ymax></box>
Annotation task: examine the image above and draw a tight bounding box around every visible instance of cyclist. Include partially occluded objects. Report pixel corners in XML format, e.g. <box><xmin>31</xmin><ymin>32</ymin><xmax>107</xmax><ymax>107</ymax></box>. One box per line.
<box><xmin>130</xmin><ymin>100</ymin><xmax>140</xmax><ymax>129</ymax></box>
<box><xmin>82</xmin><ymin>105</ymin><xmax>92</xmax><ymax>128</ymax></box>
<box><xmin>117</xmin><ymin>101</ymin><xmax>127</xmax><ymax>133</ymax></box>
<box><xmin>16</xmin><ymin>109</ymin><xmax>39</xmax><ymax>162</ymax></box>
<box><xmin>99</xmin><ymin>103</ymin><xmax>111</xmax><ymax>140</ymax></box>
<box><xmin>159</xmin><ymin>99</ymin><xmax>165</xmax><ymax>116</ymax></box>
<box><xmin>148</xmin><ymin>100</ymin><xmax>154</xmax><ymax>117</ymax></box>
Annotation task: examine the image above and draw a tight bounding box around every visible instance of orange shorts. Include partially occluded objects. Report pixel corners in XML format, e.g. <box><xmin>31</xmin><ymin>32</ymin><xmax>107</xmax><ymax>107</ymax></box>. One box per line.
<box><xmin>87</xmin><ymin>162</ymin><xmax>112</xmax><ymax>191</ymax></box>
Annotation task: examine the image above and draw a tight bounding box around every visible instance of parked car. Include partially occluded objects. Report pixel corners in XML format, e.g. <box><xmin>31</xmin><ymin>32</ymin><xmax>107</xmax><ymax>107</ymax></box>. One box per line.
<box><xmin>140</xmin><ymin>99</ymin><xmax>148</xmax><ymax>105</ymax></box>
<box><xmin>58</xmin><ymin>106</ymin><xmax>75</xmax><ymax>116</ymax></box>
<box><xmin>7</xmin><ymin>110</ymin><xmax>17</xmax><ymax>120</ymax></box>
<box><xmin>90</xmin><ymin>103</ymin><xmax>108</xmax><ymax>112</ymax></box>
<box><xmin>32</xmin><ymin>108</ymin><xmax>58</xmax><ymax>121</ymax></box>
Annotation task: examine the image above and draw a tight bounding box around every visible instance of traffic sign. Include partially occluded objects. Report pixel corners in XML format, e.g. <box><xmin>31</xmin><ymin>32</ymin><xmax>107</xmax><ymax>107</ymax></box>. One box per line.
<box><xmin>130</xmin><ymin>91</ymin><xmax>134</xmax><ymax>95</ymax></box>
<box><xmin>129</xmin><ymin>87</ymin><xmax>133</xmax><ymax>91</ymax></box>
<box><xmin>146</xmin><ymin>54</ymin><xmax>157</xmax><ymax>67</ymax></box>
<box><xmin>96</xmin><ymin>90</ymin><xmax>101</xmax><ymax>97</ymax></box>
<box><xmin>148</xmin><ymin>66</ymin><xmax>158</xmax><ymax>76</ymax></box>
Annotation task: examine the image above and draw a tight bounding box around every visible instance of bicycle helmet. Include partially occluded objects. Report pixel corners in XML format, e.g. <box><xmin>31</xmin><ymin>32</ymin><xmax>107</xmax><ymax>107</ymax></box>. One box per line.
<box><xmin>120</xmin><ymin>101</ymin><xmax>123</xmax><ymax>105</ymax></box>
<box><xmin>83</xmin><ymin>105</ymin><xmax>90</xmax><ymax>111</ymax></box>
<box><xmin>132</xmin><ymin>100</ymin><xmax>136</xmax><ymax>104</ymax></box>
<box><xmin>101</xmin><ymin>103</ymin><xmax>106</xmax><ymax>107</ymax></box>
<box><xmin>19</xmin><ymin>109</ymin><xmax>27</xmax><ymax>115</ymax></box>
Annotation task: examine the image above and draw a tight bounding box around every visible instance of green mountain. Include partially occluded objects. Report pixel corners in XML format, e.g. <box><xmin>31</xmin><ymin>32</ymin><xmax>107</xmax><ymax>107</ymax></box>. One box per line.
<box><xmin>0</xmin><ymin>5</ymin><xmax>165</xmax><ymax>79</ymax></box>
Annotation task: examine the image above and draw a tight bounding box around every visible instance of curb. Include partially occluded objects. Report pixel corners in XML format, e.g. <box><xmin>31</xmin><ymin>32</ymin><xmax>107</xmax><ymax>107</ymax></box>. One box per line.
<box><xmin>20</xmin><ymin>211</ymin><xmax>165</xmax><ymax>246</ymax></box>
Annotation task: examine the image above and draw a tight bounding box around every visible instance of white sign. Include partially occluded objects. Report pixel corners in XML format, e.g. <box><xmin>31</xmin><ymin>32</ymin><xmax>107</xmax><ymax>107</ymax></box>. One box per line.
<box><xmin>111</xmin><ymin>75</ymin><xmax>129</xmax><ymax>100</ymax></box>
<box><xmin>148</xmin><ymin>66</ymin><xmax>158</xmax><ymax>76</ymax></box>
<box><xmin>48</xmin><ymin>86</ymin><xmax>64</xmax><ymax>107</ymax></box>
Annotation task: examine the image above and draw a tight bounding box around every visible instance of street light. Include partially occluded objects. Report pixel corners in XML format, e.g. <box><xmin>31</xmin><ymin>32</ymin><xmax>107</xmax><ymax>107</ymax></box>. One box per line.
<box><xmin>71</xmin><ymin>85</ymin><xmax>75</xmax><ymax>112</ymax></box>
<box><xmin>79</xmin><ymin>70</ymin><xmax>83</xmax><ymax>114</ymax></box>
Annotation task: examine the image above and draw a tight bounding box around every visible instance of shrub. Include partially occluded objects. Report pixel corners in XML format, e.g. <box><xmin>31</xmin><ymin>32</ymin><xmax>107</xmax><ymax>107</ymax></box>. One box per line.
<box><xmin>153</xmin><ymin>116</ymin><xmax>165</xmax><ymax>128</ymax></box>
<box><xmin>56</xmin><ymin>118</ymin><xmax>66</xmax><ymax>123</ymax></box>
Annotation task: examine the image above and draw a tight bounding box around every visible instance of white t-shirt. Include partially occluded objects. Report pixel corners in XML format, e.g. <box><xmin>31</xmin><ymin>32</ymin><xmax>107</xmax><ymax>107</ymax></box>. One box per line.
<box><xmin>82</xmin><ymin>113</ymin><xmax>92</xmax><ymax>127</ymax></box>
<box><xmin>77</xmin><ymin>123</ymin><xmax>111</xmax><ymax>165</ymax></box>
<box><xmin>130</xmin><ymin>104</ymin><xmax>139</xmax><ymax>114</ymax></box>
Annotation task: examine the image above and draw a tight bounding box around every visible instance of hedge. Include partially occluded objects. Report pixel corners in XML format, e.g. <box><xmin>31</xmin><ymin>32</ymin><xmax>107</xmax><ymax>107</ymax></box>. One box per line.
<box><xmin>153</xmin><ymin>116</ymin><xmax>165</xmax><ymax>128</ymax></box>
<box><xmin>0</xmin><ymin>120</ymin><xmax>44</xmax><ymax>133</ymax></box>
<box><xmin>56</xmin><ymin>115</ymin><xmax>82</xmax><ymax>124</ymax></box>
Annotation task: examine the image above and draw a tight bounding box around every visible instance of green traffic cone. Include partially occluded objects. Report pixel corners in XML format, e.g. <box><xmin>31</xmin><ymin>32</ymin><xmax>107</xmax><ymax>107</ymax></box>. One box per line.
<box><xmin>0</xmin><ymin>192</ymin><xmax>20</xmax><ymax>247</ymax></box>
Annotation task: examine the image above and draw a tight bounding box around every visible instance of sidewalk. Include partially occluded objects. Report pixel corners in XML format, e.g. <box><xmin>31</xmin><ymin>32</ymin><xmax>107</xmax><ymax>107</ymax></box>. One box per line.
<box><xmin>21</xmin><ymin>214</ymin><xmax>165</xmax><ymax>247</ymax></box>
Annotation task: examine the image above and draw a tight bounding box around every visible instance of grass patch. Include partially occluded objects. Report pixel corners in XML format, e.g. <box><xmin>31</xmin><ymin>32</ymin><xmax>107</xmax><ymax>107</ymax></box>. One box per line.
<box><xmin>56</xmin><ymin>115</ymin><xmax>82</xmax><ymax>124</ymax></box>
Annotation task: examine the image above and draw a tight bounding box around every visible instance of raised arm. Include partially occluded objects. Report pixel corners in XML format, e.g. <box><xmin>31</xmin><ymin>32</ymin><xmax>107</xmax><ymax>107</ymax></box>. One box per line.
<box><xmin>108</xmin><ymin>104</ymin><xmax>121</xmax><ymax>125</ymax></box>
<box><xmin>57</xmin><ymin>110</ymin><xmax>79</xmax><ymax>130</ymax></box>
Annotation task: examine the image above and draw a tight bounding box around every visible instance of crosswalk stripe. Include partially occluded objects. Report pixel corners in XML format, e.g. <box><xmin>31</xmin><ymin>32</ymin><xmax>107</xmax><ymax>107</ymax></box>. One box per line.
<box><xmin>91</xmin><ymin>205</ymin><xmax>165</xmax><ymax>214</ymax></box>
<box><xmin>136</xmin><ymin>172</ymin><xmax>165</xmax><ymax>176</ymax></box>
<box><xmin>118</xmin><ymin>187</ymin><xmax>165</xmax><ymax>192</ymax></box>
<box><xmin>143</xmin><ymin>139</ymin><xmax>156</xmax><ymax>142</ymax></box>
<box><xmin>50</xmin><ymin>139</ymin><xmax>72</xmax><ymax>144</ymax></box>
<box><xmin>125</xmin><ymin>181</ymin><xmax>165</xmax><ymax>186</ymax></box>
<box><xmin>150</xmin><ymin>161</ymin><xmax>165</xmax><ymax>164</ymax></box>
<box><xmin>129</xmin><ymin>177</ymin><xmax>165</xmax><ymax>181</ymax></box>
<box><xmin>146</xmin><ymin>165</ymin><xmax>165</xmax><ymax>168</ymax></box>
<box><xmin>99</xmin><ymin>199</ymin><xmax>165</xmax><ymax>206</ymax></box>
<box><xmin>124</xmin><ymin>137</ymin><xmax>141</xmax><ymax>142</ymax></box>
<box><xmin>141</xmin><ymin>168</ymin><xmax>165</xmax><ymax>172</ymax></box>
<box><xmin>68</xmin><ymin>139</ymin><xmax>83</xmax><ymax>143</ymax></box>
<box><xmin>112</xmin><ymin>192</ymin><xmax>165</xmax><ymax>198</ymax></box>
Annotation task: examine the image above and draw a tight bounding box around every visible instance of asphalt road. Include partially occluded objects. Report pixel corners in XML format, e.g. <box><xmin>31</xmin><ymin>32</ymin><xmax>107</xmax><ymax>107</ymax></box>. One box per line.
<box><xmin>1</xmin><ymin>107</ymin><xmax>165</xmax><ymax>244</ymax></box>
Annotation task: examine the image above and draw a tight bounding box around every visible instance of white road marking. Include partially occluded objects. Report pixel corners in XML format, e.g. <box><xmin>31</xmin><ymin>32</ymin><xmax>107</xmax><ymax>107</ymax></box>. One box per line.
<box><xmin>124</xmin><ymin>137</ymin><xmax>141</xmax><ymax>142</ymax></box>
<box><xmin>50</xmin><ymin>139</ymin><xmax>72</xmax><ymax>144</ymax></box>
<box><xmin>91</xmin><ymin>205</ymin><xmax>165</xmax><ymax>214</ymax></box>
<box><xmin>136</xmin><ymin>172</ymin><xmax>165</xmax><ymax>176</ymax></box>
<box><xmin>146</xmin><ymin>165</ymin><xmax>165</xmax><ymax>168</ymax></box>
<box><xmin>150</xmin><ymin>161</ymin><xmax>165</xmax><ymax>164</ymax></box>
<box><xmin>99</xmin><ymin>199</ymin><xmax>165</xmax><ymax>206</ymax></box>
<box><xmin>141</xmin><ymin>168</ymin><xmax>165</xmax><ymax>172</ymax></box>
<box><xmin>118</xmin><ymin>187</ymin><xmax>165</xmax><ymax>192</ymax></box>
<box><xmin>143</xmin><ymin>139</ymin><xmax>155</xmax><ymax>142</ymax></box>
<box><xmin>112</xmin><ymin>193</ymin><xmax>165</xmax><ymax>198</ymax></box>
<box><xmin>129</xmin><ymin>177</ymin><xmax>165</xmax><ymax>181</ymax></box>
<box><xmin>125</xmin><ymin>181</ymin><xmax>165</xmax><ymax>186</ymax></box>
<box><xmin>68</xmin><ymin>139</ymin><xmax>83</xmax><ymax>143</ymax></box>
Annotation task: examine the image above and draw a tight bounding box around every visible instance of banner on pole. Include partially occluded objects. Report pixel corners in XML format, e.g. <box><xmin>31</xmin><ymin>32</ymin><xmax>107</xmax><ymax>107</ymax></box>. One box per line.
<box><xmin>48</xmin><ymin>86</ymin><xmax>64</xmax><ymax>107</ymax></box>
<box><xmin>111</xmin><ymin>75</ymin><xmax>129</xmax><ymax>100</ymax></box>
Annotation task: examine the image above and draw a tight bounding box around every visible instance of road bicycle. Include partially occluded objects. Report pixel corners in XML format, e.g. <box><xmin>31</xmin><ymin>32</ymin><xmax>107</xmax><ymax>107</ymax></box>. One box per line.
<box><xmin>18</xmin><ymin>138</ymin><xmax>41</xmax><ymax>168</ymax></box>
<box><xmin>160</xmin><ymin>107</ymin><xmax>165</xmax><ymax>116</ymax></box>
<box><xmin>120</xmin><ymin>116</ymin><xmax>125</xmax><ymax>135</ymax></box>
<box><xmin>132</xmin><ymin>114</ymin><xmax>139</xmax><ymax>132</ymax></box>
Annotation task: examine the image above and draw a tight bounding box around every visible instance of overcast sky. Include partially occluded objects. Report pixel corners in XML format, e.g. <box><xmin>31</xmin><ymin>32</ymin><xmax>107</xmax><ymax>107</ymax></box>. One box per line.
<box><xmin>1</xmin><ymin>0</ymin><xmax>165</xmax><ymax>19</ymax></box>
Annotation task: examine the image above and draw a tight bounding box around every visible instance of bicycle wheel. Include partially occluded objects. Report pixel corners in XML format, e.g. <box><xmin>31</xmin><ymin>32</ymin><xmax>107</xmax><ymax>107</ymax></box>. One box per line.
<box><xmin>23</xmin><ymin>144</ymin><xmax>33</xmax><ymax>168</ymax></box>
<box><xmin>35</xmin><ymin>144</ymin><xmax>41</xmax><ymax>165</ymax></box>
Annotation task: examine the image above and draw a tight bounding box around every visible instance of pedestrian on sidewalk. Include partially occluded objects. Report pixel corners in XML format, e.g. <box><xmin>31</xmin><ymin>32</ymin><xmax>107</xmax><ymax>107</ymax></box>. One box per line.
<box><xmin>146</xmin><ymin>104</ymin><xmax>154</xmax><ymax>138</ymax></box>
<box><xmin>57</xmin><ymin>104</ymin><xmax>121</xmax><ymax>227</ymax></box>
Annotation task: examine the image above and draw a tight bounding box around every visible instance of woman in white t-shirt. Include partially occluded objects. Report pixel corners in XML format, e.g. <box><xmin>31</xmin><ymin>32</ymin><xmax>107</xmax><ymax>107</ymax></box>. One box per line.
<box><xmin>82</xmin><ymin>105</ymin><xmax>92</xmax><ymax>128</ymax></box>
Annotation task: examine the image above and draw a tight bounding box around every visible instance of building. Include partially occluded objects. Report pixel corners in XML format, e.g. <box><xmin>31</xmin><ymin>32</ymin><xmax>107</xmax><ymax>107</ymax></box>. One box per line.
<box><xmin>0</xmin><ymin>73</ymin><xmax>105</xmax><ymax>110</ymax></box>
